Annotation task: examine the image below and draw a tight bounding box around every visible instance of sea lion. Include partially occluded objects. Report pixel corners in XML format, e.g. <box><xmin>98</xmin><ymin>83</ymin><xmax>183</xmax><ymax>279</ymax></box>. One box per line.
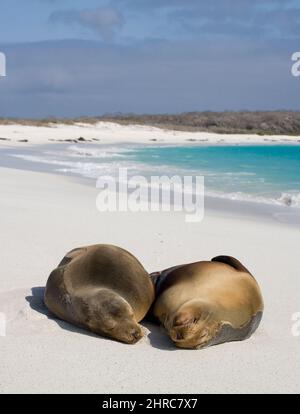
<box><xmin>44</xmin><ymin>244</ymin><xmax>155</xmax><ymax>344</ymax></box>
<box><xmin>150</xmin><ymin>256</ymin><xmax>264</xmax><ymax>349</ymax></box>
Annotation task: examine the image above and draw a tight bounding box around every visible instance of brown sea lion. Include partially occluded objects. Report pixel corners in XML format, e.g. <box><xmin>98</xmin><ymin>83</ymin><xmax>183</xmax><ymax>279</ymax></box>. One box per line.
<box><xmin>44</xmin><ymin>244</ymin><xmax>155</xmax><ymax>344</ymax></box>
<box><xmin>150</xmin><ymin>256</ymin><xmax>264</xmax><ymax>349</ymax></box>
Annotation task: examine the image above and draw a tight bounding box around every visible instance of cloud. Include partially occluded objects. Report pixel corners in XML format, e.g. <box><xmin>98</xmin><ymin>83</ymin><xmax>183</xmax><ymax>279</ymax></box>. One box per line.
<box><xmin>0</xmin><ymin>37</ymin><xmax>298</xmax><ymax>118</ymax></box>
<box><xmin>1</xmin><ymin>2</ymin><xmax>299</xmax><ymax>118</ymax></box>
<box><xmin>115</xmin><ymin>0</ymin><xmax>294</xmax><ymax>10</ymax></box>
<box><xmin>114</xmin><ymin>0</ymin><xmax>300</xmax><ymax>40</ymax></box>
<box><xmin>49</xmin><ymin>7</ymin><xmax>125</xmax><ymax>41</ymax></box>
<box><xmin>165</xmin><ymin>1</ymin><xmax>300</xmax><ymax>39</ymax></box>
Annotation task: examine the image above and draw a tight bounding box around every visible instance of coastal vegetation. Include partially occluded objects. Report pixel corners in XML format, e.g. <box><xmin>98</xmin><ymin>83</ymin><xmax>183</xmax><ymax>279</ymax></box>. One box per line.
<box><xmin>1</xmin><ymin>111</ymin><xmax>300</xmax><ymax>135</ymax></box>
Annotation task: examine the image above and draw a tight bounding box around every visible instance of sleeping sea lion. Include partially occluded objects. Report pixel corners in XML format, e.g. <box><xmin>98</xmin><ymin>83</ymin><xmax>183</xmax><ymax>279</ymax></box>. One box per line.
<box><xmin>150</xmin><ymin>256</ymin><xmax>264</xmax><ymax>349</ymax></box>
<box><xmin>44</xmin><ymin>244</ymin><xmax>155</xmax><ymax>344</ymax></box>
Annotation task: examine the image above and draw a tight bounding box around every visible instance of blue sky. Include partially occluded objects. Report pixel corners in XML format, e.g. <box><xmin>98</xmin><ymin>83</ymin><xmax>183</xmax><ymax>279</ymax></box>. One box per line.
<box><xmin>0</xmin><ymin>0</ymin><xmax>300</xmax><ymax>117</ymax></box>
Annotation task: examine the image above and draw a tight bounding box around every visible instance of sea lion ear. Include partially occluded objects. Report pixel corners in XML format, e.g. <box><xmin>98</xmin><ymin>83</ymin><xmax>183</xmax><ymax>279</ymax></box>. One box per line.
<box><xmin>211</xmin><ymin>255</ymin><xmax>251</xmax><ymax>275</ymax></box>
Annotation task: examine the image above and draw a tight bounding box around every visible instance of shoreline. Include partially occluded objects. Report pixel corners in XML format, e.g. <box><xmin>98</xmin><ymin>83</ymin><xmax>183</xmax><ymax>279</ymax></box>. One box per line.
<box><xmin>0</xmin><ymin>140</ymin><xmax>299</xmax><ymax>227</ymax></box>
<box><xmin>1</xmin><ymin>155</ymin><xmax>299</xmax><ymax>228</ymax></box>
<box><xmin>1</xmin><ymin>121</ymin><xmax>300</xmax><ymax>148</ymax></box>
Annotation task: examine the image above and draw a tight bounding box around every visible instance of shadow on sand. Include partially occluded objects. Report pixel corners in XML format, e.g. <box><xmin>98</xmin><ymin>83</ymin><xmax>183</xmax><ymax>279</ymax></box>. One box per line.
<box><xmin>143</xmin><ymin>322</ymin><xmax>176</xmax><ymax>351</ymax></box>
<box><xmin>25</xmin><ymin>286</ymin><xmax>176</xmax><ymax>350</ymax></box>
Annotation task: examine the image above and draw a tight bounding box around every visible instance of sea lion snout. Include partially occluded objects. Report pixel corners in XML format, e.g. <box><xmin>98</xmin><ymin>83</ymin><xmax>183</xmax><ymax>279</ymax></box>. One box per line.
<box><xmin>165</xmin><ymin>300</ymin><xmax>216</xmax><ymax>348</ymax></box>
<box><xmin>115</xmin><ymin>322</ymin><xmax>144</xmax><ymax>344</ymax></box>
<box><xmin>127</xmin><ymin>327</ymin><xmax>143</xmax><ymax>344</ymax></box>
<box><xmin>170</xmin><ymin>315</ymin><xmax>196</xmax><ymax>342</ymax></box>
<box><xmin>170</xmin><ymin>326</ymin><xmax>190</xmax><ymax>342</ymax></box>
<box><xmin>131</xmin><ymin>329</ymin><xmax>141</xmax><ymax>340</ymax></box>
<box><xmin>169</xmin><ymin>322</ymin><xmax>214</xmax><ymax>349</ymax></box>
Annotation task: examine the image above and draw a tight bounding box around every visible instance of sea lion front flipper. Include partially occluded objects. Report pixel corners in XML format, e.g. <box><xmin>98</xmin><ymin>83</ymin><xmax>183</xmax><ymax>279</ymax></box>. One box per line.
<box><xmin>211</xmin><ymin>255</ymin><xmax>252</xmax><ymax>275</ymax></box>
<box><xmin>203</xmin><ymin>311</ymin><xmax>264</xmax><ymax>349</ymax></box>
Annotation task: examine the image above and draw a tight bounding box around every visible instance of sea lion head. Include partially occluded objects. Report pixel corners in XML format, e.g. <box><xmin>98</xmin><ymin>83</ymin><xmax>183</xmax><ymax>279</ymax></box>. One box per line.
<box><xmin>83</xmin><ymin>289</ymin><xmax>143</xmax><ymax>344</ymax></box>
<box><xmin>165</xmin><ymin>299</ymin><xmax>220</xmax><ymax>349</ymax></box>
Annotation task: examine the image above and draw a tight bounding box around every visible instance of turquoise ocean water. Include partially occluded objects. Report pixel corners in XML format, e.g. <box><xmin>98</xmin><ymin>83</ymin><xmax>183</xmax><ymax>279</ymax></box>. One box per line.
<box><xmin>4</xmin><ymin>143</ymin><xmax>300</xmax><ymax>209</ymax></box>
<box><xmin>131</xmin><ymin>145</ymin><xmax>300</xmax><ymax>207</ymax></box>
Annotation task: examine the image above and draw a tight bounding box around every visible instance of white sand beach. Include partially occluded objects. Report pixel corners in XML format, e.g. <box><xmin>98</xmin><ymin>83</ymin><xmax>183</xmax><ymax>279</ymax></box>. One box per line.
<box><xmin>1</xmin><ymin>121</ymin><xmax>300</xmax><ymax>147</ymax></box>
<box><xmin>1</xmin><ymin>157</ymin><xmax>300</xmax><ymax>393</ymax></box>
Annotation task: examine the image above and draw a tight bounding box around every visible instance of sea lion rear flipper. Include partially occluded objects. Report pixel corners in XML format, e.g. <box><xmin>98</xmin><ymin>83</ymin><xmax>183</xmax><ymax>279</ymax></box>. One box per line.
<box><xmin>211</xmin><ymin>255</ymin><xmax>252</xmax><ymax>275</ymax></box>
